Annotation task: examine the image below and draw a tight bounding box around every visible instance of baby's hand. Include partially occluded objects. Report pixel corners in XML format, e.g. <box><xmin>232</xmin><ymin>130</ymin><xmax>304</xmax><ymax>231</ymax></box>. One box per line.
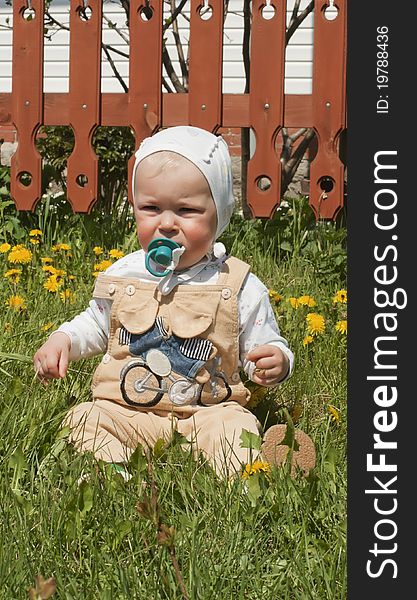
<box><xmin>246</xmin><ymin>344</ymin><xmax>290</xmax><ymax>387</ymax></box>
<box><xmin>33</xmin><ymin>332</ymin><xmax>71</xmax><ymax>384</ymax></box>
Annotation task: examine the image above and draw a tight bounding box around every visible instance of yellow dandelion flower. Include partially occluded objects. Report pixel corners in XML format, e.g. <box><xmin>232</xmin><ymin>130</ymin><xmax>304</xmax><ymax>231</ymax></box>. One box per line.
<box><xmin>5</xmin><ymin>294</ymin><xmax>26</xmax><ymax>311</ymax></box>
<box><xmin>306</xmin><ymin>313</ymin><xmax>325</xmax><ymax>335</ymax></box>
<box><xmin>0</xmin><ymin>243</ymin><xmax>11</xmax><ymax>253</ymax></box>
<box><xmin>333</xmin><ymin>289</ymin><xmax>347</xmax><ymax>304</ymax></box>
<box><xmin>288</xmin><ymin>297</ymin><xmax>299</xmax><ymax>309</ymax></box>
<box><xmin>42</xmin><ymin>265</ymin><xmax>58</xmax><ymax>275</ymax></box>
<box><xmin>29</xmin><ymin>229</ymin><xmax>42</xmax><ymax>237</ymax></box>
<box><xmin>29</xmin><ymin>238</ymin><xmax>40</xmax><ymax>245</ymax></box>
<box><xmin>59</xmin><ymin>289</ymin><xmax>76</xmax><ymax>303</ymax></box>
<box><xmin>109</xmin><ymin>248</ymin><xmax>125</xmax><ymax>259</ymax></box>
<box><xmin>303</xmin><ymin>335</ymin><xmax>314</xmax><ymax>347</ymax></box>
<box><xmin>328</xmin><ymin>405</ymin><xmax>341</xmax><ymax>423</ymax></box>
<box><xmin>93</xmin><ymin>246</ymin><xmax>104</xmax><ymax>256</ymax></box>
<box><xmin>68</xmin><ymin>275</ymin><xmax>76</xmax><ymax>281</ymax></box>
<box><xmin>298</xmin><ymin>295</ymin><xmax>316</xmax><ymax>307</ymax></box>
<box><xmin>94</xmin><ymin>260</ymin><xmax>113</xmax><ymax>272</ymax></box>
<box><xmin>52</xmin><ymin>243</ymin><xmax>71</xmax><ymax>252</ymax></box>
<box><xmin>269</xmin><ymin>289</ymin><xmax>283</xmax><ymax>304</ymax></box>
<box><xmin>242</xmin><ymin>460</ymin><xmax>271</xmax><ymax>480</ymax></box>
<box><xmin>43</xmin><ymin>275</ymin><xmax>63</xmax><ymax>293</ymax></box>
<box><xmin>41</xmin><ymin>257</ymin><xmax>53</xmax><ymax>264</ymax></box>
<box><xmin>7</xmin><ymin>245</ymin><xmax>32</xmax><ymax>264</ymax></box>
<box><xmin>41</xmin><ymin>322</ymin><xmax>54</xmax><ymax>332</ymax></box>
<box><xmin>4</xmin><ymin>268</ymin><xmax>22</xmax><ymax>283</ymax></box>
<box><xmin>335</xmin><ymin>320</ymin><xmax>347</xmax><ymax>335</ymax></box>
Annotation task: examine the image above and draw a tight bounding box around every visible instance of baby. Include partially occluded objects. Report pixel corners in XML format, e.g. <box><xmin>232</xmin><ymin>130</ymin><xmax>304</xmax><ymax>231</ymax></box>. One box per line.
<box><xmin>33</xmin><ymin>126</ymin><xmax>315</xmax><ymax>477</ymax></box>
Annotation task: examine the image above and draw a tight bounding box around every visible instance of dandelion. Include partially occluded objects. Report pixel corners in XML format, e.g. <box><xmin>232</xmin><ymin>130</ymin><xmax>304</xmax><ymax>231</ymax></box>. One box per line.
<box><xmin>269</xmin><ymin>289</ymin><xmax>283</xmax><ymax>304</ymax></box>
<box><xmin>7</xmin><ymin>245</ymin><xmax>32</xmax><ymax>264</ymax></box>
<box><xmin>60</xmin><ymin>289</ymin><xmax>76</xmax><ymax>304</ymax></box>
<box><xmin>4</xmin><ymin>322</ymin><xmax>12</xmax><ymax>332</ymax></box>
<box><xmin>68</xmin><ymin>275</ymin><xmax>76</xmax><ymax>281</ymax></box>
<box><xmin>52</xmin><ymin>243</ymin><xmax>71</xmax><ymax>252</ymax></box>
<box><xmin>43</xmin><ymin>275</ymin><xmax>63</xmax><ymax>293</ymax></box>
<box><xmin>335</xmin><ymin>320</ymin><xmax>347</xmax><ymax>335</ymax></box>
<box><xmin>0</xmin><ymin>243</ymin><xmax>11</xmax><ymax>253</ymax></box>
<box><xmin>29</xmin><ymin>229</ymin><xmax>42</xmax><ymax>237</ymax></box>
<box><xmin>306</xmin><ymin>313</ymin><xmax>325</xmax><ymax>335</ymax></box>
<box><xmin>328</xmin><ymin>405</ymin><xmax>341</xmax><ymax>423</ymax></box>
<box><xmin>41</xmin><ymin>257</ymin><xmax>53</xmax><ymax>264</ymax></box>
<box><xmin>5</xmin><ymin>294</ymin><xmax>26</xmax><ymax>311</ymax></box>
<box><xmin>303</xmin><ymin>335</ymin><xmax>314</xmax><ymax>347</ymax></box>
<box><xmin>298</xmin><ymin>295</ymin><xmax>316</xmax><ymax>307</ymax></box>
<box><xmin>333</xmin><ymin>289</ymin><xmax>347</xmax><ymax>304</ymax></box>
<box><xmin>93</xmin><ymin>246</ymin><xmax>104</xmax><ymax>256</ymax></box>
<box><xmin>93</xmin><ymin>260</ymin><xmax>113</xmax><ymax>274</ymax></box>
<box><xmin>29</xmin><ymin>238</ymin><xmax>40</xmax><ymax>245</ymax></box>
<box><xmin>4</xmin><ymin>268</ymin><xmax>22</xmax><ymax>283</ymax></box>
<box><xmin>109</xmin><ymin>248</ymin><xmax>124</xmax><ymax>259</ymax></box>
<box><xmin>42</xmin><ymin>265</ymin><xmax>58</xmax><ymax>275</ymax></box>
<box><xmin>41</xmin><ymin>322</ymin><xmax>54</xmax><ymax>332</ymax></box>
<box><xmin>242</xmin><ymin>460</ymin><xmax>271</xmax><ymax>480</ymax></box>
<box><xmin>288</xmin><ymin>297</ymin><xmax>299</xmax><ymax>309</ymax></box>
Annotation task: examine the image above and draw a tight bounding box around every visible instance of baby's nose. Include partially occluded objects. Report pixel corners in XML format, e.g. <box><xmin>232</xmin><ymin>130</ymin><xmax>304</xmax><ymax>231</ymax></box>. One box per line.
<box><xmin>159</xmin><ymin>211</ymin><xmax>177</xmax><ymax>230</ymax></box>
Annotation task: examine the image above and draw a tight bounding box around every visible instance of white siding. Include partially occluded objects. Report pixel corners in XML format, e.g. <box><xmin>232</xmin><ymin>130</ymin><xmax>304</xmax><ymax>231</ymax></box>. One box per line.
<box><xmin>0</xmin><ymin>0</ymin><xmax>314</xmax><ymax>95</ymax></box>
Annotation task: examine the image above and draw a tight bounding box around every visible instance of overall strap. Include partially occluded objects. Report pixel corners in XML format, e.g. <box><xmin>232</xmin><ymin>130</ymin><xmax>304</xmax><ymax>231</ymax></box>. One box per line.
<box><xmin>217</xmin><ymin>256</ymin><xmax>251</xmax><ymax>295</ymax></box>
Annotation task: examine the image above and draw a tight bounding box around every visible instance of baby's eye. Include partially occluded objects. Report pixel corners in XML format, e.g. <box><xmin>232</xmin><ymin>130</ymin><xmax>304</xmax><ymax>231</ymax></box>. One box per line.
<box><xmin>141</xmin><ymin>205</ymin><xmax>159</xmax><ymax>212</ymax></box>
<box><xmin>179</xmin><ymin>207</ymin><xmax>199</xmax><ymax>213</ymax></box>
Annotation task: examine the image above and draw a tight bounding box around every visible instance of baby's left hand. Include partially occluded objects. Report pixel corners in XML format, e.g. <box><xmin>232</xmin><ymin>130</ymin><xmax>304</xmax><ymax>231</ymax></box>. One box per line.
<box><xmin>246</xmin><ymin>344</ymin><xmax>290</xmax><ymax>387</ymax></box>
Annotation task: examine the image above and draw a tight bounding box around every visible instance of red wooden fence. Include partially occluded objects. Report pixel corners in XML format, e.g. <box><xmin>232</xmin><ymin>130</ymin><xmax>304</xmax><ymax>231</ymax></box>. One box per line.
<box><xmin>0</xmin><ymin>0</ymin><xmax>346</xmax><ymax>219</ymax></box>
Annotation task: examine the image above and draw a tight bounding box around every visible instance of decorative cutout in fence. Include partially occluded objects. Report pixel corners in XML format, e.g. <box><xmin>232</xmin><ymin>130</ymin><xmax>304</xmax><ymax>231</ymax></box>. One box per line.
<box><xmin>0</xmin><ymin>0</ymin><xmax>346</xmax><ymax>219</ymax></box>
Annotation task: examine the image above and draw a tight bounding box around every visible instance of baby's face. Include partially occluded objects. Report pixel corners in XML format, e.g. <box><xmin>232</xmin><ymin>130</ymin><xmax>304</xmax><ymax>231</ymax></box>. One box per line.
<box><xmin>133</xmin><ymin>153</ymin><xmax>217</xmax><ymax>271</ymax></box>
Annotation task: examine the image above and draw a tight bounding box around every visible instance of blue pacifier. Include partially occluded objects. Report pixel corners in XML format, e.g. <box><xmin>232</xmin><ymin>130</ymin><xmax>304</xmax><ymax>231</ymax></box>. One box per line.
<box><xmin>145</xmin><ymin>238</ymin><xmax>182</xmax><ymax>277</ymax></box>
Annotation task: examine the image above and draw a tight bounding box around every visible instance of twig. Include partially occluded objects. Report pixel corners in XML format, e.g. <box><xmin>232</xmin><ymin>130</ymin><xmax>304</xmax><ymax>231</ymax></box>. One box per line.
<box><xmin>286</xmin><ymin>0</ymin><xmax>314</xmax><ymax>45</ymax></box>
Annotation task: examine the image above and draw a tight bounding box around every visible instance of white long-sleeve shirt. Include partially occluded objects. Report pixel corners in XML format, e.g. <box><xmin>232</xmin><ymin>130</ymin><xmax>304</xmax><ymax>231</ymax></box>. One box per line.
<box><xmin>56</xmin><ymin>250</ymin><xmax>294</xmax><ymax>382</ymax></box>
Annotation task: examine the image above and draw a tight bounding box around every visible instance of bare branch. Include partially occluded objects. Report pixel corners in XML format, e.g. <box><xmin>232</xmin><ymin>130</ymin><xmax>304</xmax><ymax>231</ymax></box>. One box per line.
<box><xmin>286</xmin><ymin>1</ymin><xmax>314</xmax><ymax>45</ymax></box>
<box><xmin>170</xmin><ymin>0</ymin><xmax>188</xmax><ymax>87</ymax></box>
<box><xmin>102</xmin><ymin>44</ymin><xmax>128</xmax><ymax>93</ymax></box>
<box><xmin>103</xmin><ymin>13</ymin><xmax>130</xmax><ymax>45</ymax></box>
<box><xmin>163</xmin><ymin>47</ymin><xmax>187</xmax><ymax>93</ymax></box>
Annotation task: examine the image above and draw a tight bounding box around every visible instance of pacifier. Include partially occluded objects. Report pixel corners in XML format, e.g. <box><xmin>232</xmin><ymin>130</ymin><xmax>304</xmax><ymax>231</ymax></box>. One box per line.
<box><xmin>145</xmin><ymin>238</ymin><xmax>184</xmax><ymax>277</ymax></box>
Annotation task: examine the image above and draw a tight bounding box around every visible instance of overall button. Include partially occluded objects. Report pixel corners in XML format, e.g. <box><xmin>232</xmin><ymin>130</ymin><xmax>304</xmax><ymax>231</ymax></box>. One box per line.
<box><xmin>102</xmin><ymin>353</ymin><xmax>111</xmax><ymax>364</ymax></box>
<box><xmin>108</xmin><ymin>283</ymin><xmax>116</xmax><ymax>295</ymax></box>
<box><xmin>221</xmin><ymin>288</ymin><xmax>232</xmax><ymax>300</ymax></box>
<box><xmin>125</xmin><ymin>284</ymin><xmax>136</xmax><ymax>296</ymax></box>
<box><xmin>231</xmin><ymin>372</ymin><xmax>240</xmax><ymax>382</ymax></box>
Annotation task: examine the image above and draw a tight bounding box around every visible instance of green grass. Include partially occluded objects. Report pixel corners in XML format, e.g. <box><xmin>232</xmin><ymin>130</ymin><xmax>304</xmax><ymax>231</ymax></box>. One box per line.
<box><xmin>0</xmin><ymin>210</ymin><xmax>346</xmax><ymax>599</ymax></box>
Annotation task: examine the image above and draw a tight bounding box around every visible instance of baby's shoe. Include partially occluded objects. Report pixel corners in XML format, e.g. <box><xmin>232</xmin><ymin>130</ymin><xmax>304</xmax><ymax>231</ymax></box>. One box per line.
<box><xmin>261</xmin><ymin>424</ymin><xmax>316</xmax><ymax>477</ymax></box>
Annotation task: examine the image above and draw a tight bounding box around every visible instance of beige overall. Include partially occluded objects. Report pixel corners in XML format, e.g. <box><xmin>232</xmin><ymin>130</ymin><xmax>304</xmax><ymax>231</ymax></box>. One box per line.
<box><xmin>64</xmin><ymin>256</ymin><xmax>262</xmax><ymax>475</ymax></box>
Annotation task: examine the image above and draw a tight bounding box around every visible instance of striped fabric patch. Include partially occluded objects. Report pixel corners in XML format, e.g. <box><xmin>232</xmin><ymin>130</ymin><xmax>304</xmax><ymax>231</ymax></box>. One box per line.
<box><xmin>119</xmin><ymin>326</ymin><xmax>131</xmax><ymax>346</ymax></box>
<box><xmin>156</xmin><ymin>316</ymin><xmax>169</xmax><ymax>338</ymax></box>
<box><xmin>180</xmin><ymin>337</ymin><xmax>213</xmax><ymax>362</ymax></box>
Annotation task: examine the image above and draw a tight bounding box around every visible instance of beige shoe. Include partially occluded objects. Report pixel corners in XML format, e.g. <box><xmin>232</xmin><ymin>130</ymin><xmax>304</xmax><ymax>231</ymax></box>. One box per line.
<box><xmin>261</xmin><ymin>424</ymin><xmax>316</xmax><ymax>477</ymax></box>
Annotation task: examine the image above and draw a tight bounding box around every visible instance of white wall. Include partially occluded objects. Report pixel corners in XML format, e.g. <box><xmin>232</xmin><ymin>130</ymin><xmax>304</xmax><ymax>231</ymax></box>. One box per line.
<box><xmin>0</xmin><ymin>0</ymin><xmax>314</xmax><ymax>94</ymax></box>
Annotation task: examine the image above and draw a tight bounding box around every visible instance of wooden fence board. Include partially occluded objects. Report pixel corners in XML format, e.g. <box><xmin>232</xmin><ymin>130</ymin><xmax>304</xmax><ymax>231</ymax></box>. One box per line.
<box><xmin>10</xmin><ymin>0</ymin><xmax>44</xmax><ymax>211</ymax></box>
<box><xmin>127</xmin><ymin>0</ymin><xmax>163</xmax><ymax>205</ymax></box>
<box><xmin>66</xmin><ymin>0</ymin><xmax>102</xmax><ymax>212</ymax></box>
<box><xmin>309</xmin><ymin>0</ymin><xmax>346</xmax><ymax>219</ymax></box>
<box><xmin>247</xmin><ymin>0</ymin><xmax>286</xmax><ymax>218</ymax></box>
<box><xmin>188</xmin><ymin>0</ymin><xmax>223</xmax><ymax>132</ymax></box>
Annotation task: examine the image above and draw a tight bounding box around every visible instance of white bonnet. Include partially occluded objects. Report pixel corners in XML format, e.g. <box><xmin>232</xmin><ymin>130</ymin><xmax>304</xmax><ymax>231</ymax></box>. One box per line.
<box><xmin>132</xmin><ymin>126</ymin><xmax>235</xmax><ymax>238</ymax></box>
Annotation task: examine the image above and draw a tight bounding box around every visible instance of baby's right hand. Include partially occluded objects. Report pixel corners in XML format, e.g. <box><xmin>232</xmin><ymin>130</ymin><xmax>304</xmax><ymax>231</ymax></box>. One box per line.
<box><xmin>33</xmin><ymin>332</ymin><xmax>71</xmax><ymax>383</ymax></box>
